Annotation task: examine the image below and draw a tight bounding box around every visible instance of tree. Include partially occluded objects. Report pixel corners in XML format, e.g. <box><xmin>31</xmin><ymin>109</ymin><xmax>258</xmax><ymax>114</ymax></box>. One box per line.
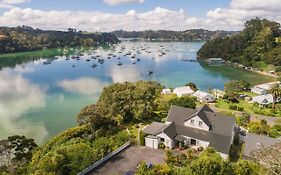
<box><xmin>169</xmin><ymin>96</ymin><xmax>197</xmax><ymax>109</ymax></box>
<box><xmin>185</xmin><ymin>82</ymin><xmax>198</xmax><ymax>91</ymax></box>
<box><xmin>232</xmin><ymin>160</ymin><xmax>260</xmax><ymax>175</ymax></box>
<box><xmin>269</xmin><ymin>85</ymin><xmax>281</xmax><ymax>109</ymax></box>
<box><xmin>7</xmin><ymin>135</ymin><xmax>37</xmax><ymax>162</ymax></box>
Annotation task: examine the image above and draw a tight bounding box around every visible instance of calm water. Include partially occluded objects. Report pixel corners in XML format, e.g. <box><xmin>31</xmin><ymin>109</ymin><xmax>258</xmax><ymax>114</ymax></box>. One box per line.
<box><xmin>0</xmin><ymin>41</ymin><xmax>272</xmax><ymax>144</ymax></box>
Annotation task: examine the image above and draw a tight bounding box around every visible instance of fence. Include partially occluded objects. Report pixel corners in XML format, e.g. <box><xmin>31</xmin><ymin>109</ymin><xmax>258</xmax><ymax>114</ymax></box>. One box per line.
<box><xmin>77</xmin><ymin>141</ymin><xmax>131</xmax><ymax>175</ymax></box>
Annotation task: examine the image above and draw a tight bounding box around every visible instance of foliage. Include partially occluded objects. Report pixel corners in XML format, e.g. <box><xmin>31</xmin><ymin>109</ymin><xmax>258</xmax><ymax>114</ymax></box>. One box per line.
<box><xmin>137</xmin><ymin>147</ymin><xmax>261</xmax><ymax>175</ymax></box>
<box><xmin>248</xmin><ymin>120</ymin><xmax>271</xmax><ymax>136</ymax></box>
<box><xmin>224</xmin><ymin>80</ymin><xmax>250</xmax><ymax>93</ymax></box>
<box><xmin>28</xmin><ymin>125</ymin><xmax>129</xmax><ymax>175</ymax></box>
<box><xmin>112</xmin><ymin>29</ymin><xmax>236</xmax><ymax>41</ymax></box>
<box><xmin>139</xmin><ymin>131</ymin><xmax>145</xmax><ymax>146</ymax></box>
<box><xmin>168</xmin><ymin>96</ymin><xmax>197</xmax><ymax>109</ymax></box>
<box><xmin>97</xmin><ymin>81</ymin><xmax>162</xmax><ymax>122</ymax></box>
<box><xmin>185</xmin><ymin>82</ymin><xmax>198</xmax><ymax>91</ymax></box>
<box><xmin>0</xmin><ymin>25</ymin><xmax>119</xmax><ymax>54</ymax></box>
<box><xmin>268</xmin><ymin>85</ymin><xmax>281</xmax><ymax>109</ymax></box>
<box><xmin>198</xmin><ymin>18</ymin><xmax>281</xmax><ymax>67</ymax></box>
<box><xmin>158</xmin><ymin>143</ymin><xmax>165</xmax><ymax>149</ymax></box>
<box><xmin>223</xmin><ymin>93</ymin><xmax>239</xmax><ymax>103</ymax></box>
<box><xmin>236</xmin><ymin>112</ymin><xmax>251</xmax><ymax>126</ymax></box>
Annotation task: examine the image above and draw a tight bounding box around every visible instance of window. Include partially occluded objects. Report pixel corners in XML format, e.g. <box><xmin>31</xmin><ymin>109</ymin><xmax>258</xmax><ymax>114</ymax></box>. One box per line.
<box><xmin>160</xmin><ymin>138</ymin><xmax>164</xmax><ymax>142</ymax></box>
<box><xmin>190</xmin><ymin>119</ymin><xmax>194</xmax><ymax>126</ymax></box>
<box><xmin>199</xmin><ymin>121</ymin><xmax>203</xmax><ymax>127</ymax></box>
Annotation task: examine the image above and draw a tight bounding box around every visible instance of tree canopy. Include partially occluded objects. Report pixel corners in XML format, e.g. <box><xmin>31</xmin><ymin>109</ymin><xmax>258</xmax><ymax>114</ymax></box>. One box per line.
<box><xmin>198</xmin><ymin>18</ymin><xmax>281</xmax><ymax>67</ymax></box>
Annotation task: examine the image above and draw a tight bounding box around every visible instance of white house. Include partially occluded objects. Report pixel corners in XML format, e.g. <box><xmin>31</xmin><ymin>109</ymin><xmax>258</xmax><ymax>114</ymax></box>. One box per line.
<box><xmin>251</xmin><ymin>86</ymin><xmax>267</xmax><ymax>95</ymax></box>
<box><xmin>143</xmin><ymin>105</ymin><xmax>236</xmax><ymax>159</ymax></box>
<box><xmin>193</xmin><ymin>90</ymin><xmax>216</xmax><ymax>103</ymax></box>
<box><xmin>251</xmin><ymin>81</ymin><xmax>280</xmax><ymax>95</ymax></box>
<box><xmin>173</xmin><ymin>86</ymin><xmax>194</xmax><ymax>97</ymax></box>
<box><xmin>250</xmin><ymin>94</ymin><xmax>280</xmax><ymax>106</ymax></box>
<box><xmin>212</xmin><ymin>89</ymin><xmax>226</xmax><ymax>99</ymax></box>
<box><xmin>161</xmin><ymin>89</ymin><xmax>172</xmax><ymax>95</ymax></box>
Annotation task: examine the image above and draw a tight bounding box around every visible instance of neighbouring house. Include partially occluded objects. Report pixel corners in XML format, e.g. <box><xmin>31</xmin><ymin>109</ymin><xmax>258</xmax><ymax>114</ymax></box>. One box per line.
<box><xmin>142</xmin><ymin>105</ymin><xmax>236</xmax><ymax>159</ymax></box>
<box><xmin>161</xmin><ymin>89</ymin><xmax>172</xmax><ymax>95</ymax></box>
<box><xmin>243</xmin><ymin>133</ymin><xmax>280</xmax><ymax>159</ymax></box>
<box><xmin>250</xmin><ymin>94</ymin><xmax>280</xmax><ymax>107</ymax></box>
<box><xmin>251</xmin><ymin>86</ymin><xmax>267</xmax><ymax>95</ymax></box>
<box><xmin>193</xmin><ymin>90</ymin><xmax>216</xmax><ymax>103</ymax></box>
<box><xmin>251</xmin><ymin>81</ymin><xmax>280</xmax><ymax>95</ymax></box>
<box><xmin>206</xmin><ymin>58</ymin><xmax>225</xmax><ymax>64</ymax></box>
<box><xmin>173</xmin><ymin>86</ymin><xmax>194</xmax><ymax>97</ymax></box>
<box><xmin>212</xmin><ymin>89</ymin><xmax>226</xmax><ymax>99</ymax></box>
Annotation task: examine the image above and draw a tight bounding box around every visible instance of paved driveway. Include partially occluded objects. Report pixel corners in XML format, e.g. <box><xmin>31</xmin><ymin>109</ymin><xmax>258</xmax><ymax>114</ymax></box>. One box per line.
<box><xmin>91</xmin><ymin>146</ymin><xmax>165</xmax><ymax>175</ymax></box>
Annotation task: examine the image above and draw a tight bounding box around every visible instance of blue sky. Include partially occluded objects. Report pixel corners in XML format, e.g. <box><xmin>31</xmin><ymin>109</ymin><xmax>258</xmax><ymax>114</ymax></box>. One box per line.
<box><xmin>0</xmin><ymin>0</ymin><xmax>280</xmax><ymax>31</ymax></box>
<box><xmin>16</xmin><ymin>0</ymin><xmax>230</xmax><ymax>17</ymax></box>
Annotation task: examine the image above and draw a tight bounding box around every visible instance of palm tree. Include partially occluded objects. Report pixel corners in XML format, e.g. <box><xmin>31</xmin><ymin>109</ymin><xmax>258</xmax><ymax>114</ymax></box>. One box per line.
<box><xmin>269</xmin><ymin>85</ymin><xmax>281</xmax><ymax>109</ymax></box>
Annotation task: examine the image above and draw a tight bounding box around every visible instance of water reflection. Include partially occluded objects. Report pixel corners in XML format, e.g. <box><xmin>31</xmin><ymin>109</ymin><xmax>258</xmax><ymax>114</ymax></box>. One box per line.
<box><xmin>109</xmin><ymin>65</ymin><xmax>142</xmax><ymax>83</ymax></box>
<box><xmin>58</xmin><ymin>77</ymin><xmax>107</xmax><ymax>96</ymax></box>
<box><xmin>0</xmin><ymin>71</ymin><xmax>48</xmax><ymax>143</ymax></box>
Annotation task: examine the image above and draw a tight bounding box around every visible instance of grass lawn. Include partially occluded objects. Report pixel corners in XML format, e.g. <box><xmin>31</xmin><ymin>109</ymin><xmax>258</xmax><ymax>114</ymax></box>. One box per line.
<box><xmin>0</xmin><ymin>48</ymin><xmax>62</xmax><ymax>59</ymax></box>
<box><xmin>215</xmin><ymin>98</ymin><xmax>281</xmax><ymax>118</ymax></box>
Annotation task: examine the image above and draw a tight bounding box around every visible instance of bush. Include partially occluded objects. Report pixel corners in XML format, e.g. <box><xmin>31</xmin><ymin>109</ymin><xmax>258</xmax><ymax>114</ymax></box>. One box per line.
<box><xmin>229</xmin><ymin>104</ymin><xmax>238</xmax><ymax>110</ymax></box>
<box><xmin>139</xmin><ymin>131</ymin><xmax>145</xmax><ymax>146</ymax></box>
<box><xmin>158</xmin><ymin>143</ymin><xmax>166</xmax><ymax>149</ymax></box>
<box><xmin>237</xmin><ymin>106</ymin><xmax>244</xmax><ymax>111</ymax></box>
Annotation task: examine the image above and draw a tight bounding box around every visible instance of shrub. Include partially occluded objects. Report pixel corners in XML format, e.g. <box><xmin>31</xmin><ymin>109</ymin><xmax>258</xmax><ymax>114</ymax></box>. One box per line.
<box><xmin>237</xmin><ymin>106</ymin><xmax>244</xmax><ymax>111</ymax></box>
<box><xmin>139</xmin><ymin>131</ymin><xmax>145</xmax><ymax>146</ymax></box>
<box><xmin>159</xmin><ymin>143</ymin><xmax>166</xmax><ymax>149</ymax></box>
<box><xmin>229</xmin><ymin>104</ymin><xmax>238</xmax><ymax>110</ymax></box>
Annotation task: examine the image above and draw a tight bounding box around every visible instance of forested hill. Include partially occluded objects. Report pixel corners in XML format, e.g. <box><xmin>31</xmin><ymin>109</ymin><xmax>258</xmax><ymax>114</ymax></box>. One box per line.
<box><xmin>111</xmin><ymin>29</ymin><xmax>237</xmax><ymax>41</ymax></box>
<box><xmin>0</xmin><ymin>26</ymin><xmax>120</xmax><ymax>54</ymax></box>
<box><xmin>197</xmin><ymin>18</ymin><xmax>281</xmax><ymax>67</ymax></box>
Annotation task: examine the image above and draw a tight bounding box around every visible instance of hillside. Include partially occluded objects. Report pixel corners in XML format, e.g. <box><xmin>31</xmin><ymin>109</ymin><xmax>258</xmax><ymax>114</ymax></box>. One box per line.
<box><xmin>112</xmin><ymin>29</ymin><xmax>237</xmax><ymax>41</ymax></box>
<box><xmin>197</xmin><ymin>18</ymin><xmax>281</xmax><ymax>67</ymax></box>
<box><xmin>0</xmin><ymin>26</ymin><xmax>120</xmax><ymax>54</ymax></box>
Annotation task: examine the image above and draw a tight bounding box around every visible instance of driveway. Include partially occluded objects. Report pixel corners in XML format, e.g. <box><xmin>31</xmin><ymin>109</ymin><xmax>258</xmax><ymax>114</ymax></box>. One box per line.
<box><xmin>90</xmin><ymin>146</ymin><xmax>165</xmax><ymax>175</ymax></box>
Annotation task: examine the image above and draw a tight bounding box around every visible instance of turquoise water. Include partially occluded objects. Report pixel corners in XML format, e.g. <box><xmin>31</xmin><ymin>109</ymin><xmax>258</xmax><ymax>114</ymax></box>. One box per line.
<box><xmin>0</xmin><ymin>41</ymin><xmax>272</xmax><ymax>144</ymax></box>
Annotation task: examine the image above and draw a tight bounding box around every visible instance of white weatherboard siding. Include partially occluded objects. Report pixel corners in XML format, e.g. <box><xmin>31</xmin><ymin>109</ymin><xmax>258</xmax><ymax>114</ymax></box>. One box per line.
<box><xmin>173</xmin><ymin>86</ymin><xmax>194</xmax><ymax>97</ymax></box>
<box><xmin>193</xmin><ymin>91</ymin><xmax>216</xmax><ymax>103</ymax></box>
<box><xmin>145</xmin><ymin>137</ymin><xmax>159</xmax><ymax>149</ymax></box>
<box><xmin>161</xmin><ymin>89</ymin><xmax>171</xmax><ymax>95</ymax></box>
<box><xmin>182</xmin><ymin>136</ymin><xmax>210</xmax><ymax>148</ymax></box>
<box><xmin>184</xmin><ymin>116</ymin><xmax>209</xmax><ymax>131</ymax></box>
<box><xmin>157</xmin><ymin>133</ymin><xmax>175</xmax><ymax>148</ymax></box>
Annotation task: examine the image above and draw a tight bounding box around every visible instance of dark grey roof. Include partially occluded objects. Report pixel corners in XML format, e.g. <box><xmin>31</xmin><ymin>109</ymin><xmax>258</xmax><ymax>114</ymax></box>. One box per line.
<box><xmin>243</xmin><ymin>133</ymin><xmax>280</xmax><ymax>156</ymax></box>
<box><xmin>166</xmin><ymin>105</ymin><xmax>197</xmax><ymax>124</ymax></box>
<box><xmin>163</xmin><ymin>123</ymin><xmax>177</xmax><ymax>139</ymax></box>
<box><xmin>142</xmin><ymin>122</ymin><xmax>167</xmax><ymax>135</ymax></box>
<box><xmin>195</xmin><ymin>105</ymin><xmax>213</xmax><ymax>127</ymax></box>
<box><xmin>146</xmin><ymin>105</ymin><xmax>236</xmax><ymax>154</ymax></box>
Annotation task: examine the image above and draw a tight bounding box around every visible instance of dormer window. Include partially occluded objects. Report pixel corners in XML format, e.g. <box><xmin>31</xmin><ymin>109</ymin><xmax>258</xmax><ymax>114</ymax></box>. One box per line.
<box><xmin>199</xmin><ymin>121</ymin><xmax>203</xmax><ymax>127</ymax></box>
<box><xmin>190</xmin><ymin>119</ymin><xmax>194</xmax><ymax>126</ymax></box>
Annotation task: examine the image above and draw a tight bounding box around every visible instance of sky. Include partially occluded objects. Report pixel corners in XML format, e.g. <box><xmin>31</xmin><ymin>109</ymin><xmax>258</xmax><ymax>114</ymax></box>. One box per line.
<box><xmin>0</xmin><ymin>0</ymin><xmax>280</xmax><ymax>32</ymax></box>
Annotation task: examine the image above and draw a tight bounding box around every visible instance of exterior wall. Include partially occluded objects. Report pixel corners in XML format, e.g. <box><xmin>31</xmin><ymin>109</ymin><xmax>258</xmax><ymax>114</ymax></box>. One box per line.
<box><xmin>194</xmin><ymin>94</ymin><xmax>215</xmax><ymax>103</ymax></box>
<box><xmin>182</xmin><ymin>135</ymin><xmax>210</xmax><ymax>148</ymax></box>
<box><xmin>145</xmin><ymin>137</ymin><xmax>159</xmax><ymax>149</ymax></box>
<box><xmin>184</xmin><ymin>116</ymin><xmax>209</xmax><ymax>131</ymax></box>
<box><xmin>157</xmin><ymin>133</ymin><xmax>175</xmax><ymax>148</ymax></box>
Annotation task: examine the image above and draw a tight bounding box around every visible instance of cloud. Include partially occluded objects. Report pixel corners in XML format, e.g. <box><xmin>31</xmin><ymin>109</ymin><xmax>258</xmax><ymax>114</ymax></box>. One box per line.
<box><xmin>0</xmin><ymin>0</ymin><xmax>280</xmax><ymax>31</ymax></box>
<box><xmin>58</xmin><ymin>77</ymin><xmax>107</xmax><ymax>96</ymax></box>
<box><xmin>2</xmin><ymin>0</ymin><xmax>30</xmax><ymax>4</ymax></box>
<box><xmin>104</xmin><ymin>0</ymin><xmax>144</xmax><ymax>6</ymax></box>
<box><xmin>109</xmin><ymin>65</ymin><xmax>141</xmax><ymax>83</ymax></box>
<box><xmin>0</xmin><ymin>71</ymin><xmax>48</xmax><ymax>144</ymax></box>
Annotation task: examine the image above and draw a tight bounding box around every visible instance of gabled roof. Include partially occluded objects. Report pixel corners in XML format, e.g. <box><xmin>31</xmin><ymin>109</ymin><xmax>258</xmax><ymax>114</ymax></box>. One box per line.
<box><xmin>194</xmin><ymin>105</ymin><xmax>213</xmax><ymax>127</ymax></box>
<box><xmin>142</xmin><ymin>122</ymin><xmax>177</xmax><ymax>139</ymax></box>
<box><xmin>166</xmin><ymin>105</ymin><xmax>197</xmax><ymax>124</ymax></box>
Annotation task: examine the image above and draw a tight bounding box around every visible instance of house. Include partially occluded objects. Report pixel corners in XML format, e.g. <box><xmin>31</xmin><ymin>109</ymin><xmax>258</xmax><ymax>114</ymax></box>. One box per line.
<box><xmin>251</xmin><ymin>81</ymin><xmax>280</xmax><ymax>95</ymax></box>
<box><xmin>193</xmin><ymin>90</ymin><xmax>216</xmax><ymax>103</ymax></box>
<box><xmin>212</xmin><ymin>89</ymin><xmax>226</xmax><ymax>99</ymax></box>
<box><xmin>206</xmin><ymin>58</ymin><xmax>225</xmax><ymax>64</ymax></box>
<box><xmin>251</xmin><ymin>86</ymin><xmax>267</xmax><ymax>95</ymax></box>
<box><xmin>142</xmin><ymin>105</ymin><xmax>236</xmax><ymax>159</ymax></box>
<box><xmin>250</xmin><ymin>94</ymin><xmax>280</xmax><ymax>107</ymax></box>
<box><xmin>161</xmin><ymin>89</ymin><xmax>172</xmax><ymax>95</ymax></box>
<box><xmin>173</xmin><ymin>86</ymin><xmax>194</xmax><ymax>97</ymax></box>
<box><xmin>243</xmin><ymin>133</ymin><xmax>280</xmax><ymax>159</ymax></box>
